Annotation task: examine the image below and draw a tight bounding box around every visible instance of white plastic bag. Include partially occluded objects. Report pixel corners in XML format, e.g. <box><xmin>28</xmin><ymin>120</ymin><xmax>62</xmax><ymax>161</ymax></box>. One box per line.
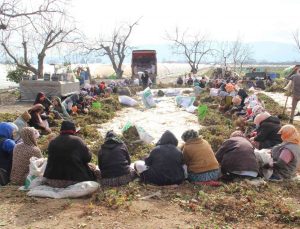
<box><xmin>175</xmin><ymin>96</ymin><xmax>195</xmax><ymax>108</ymax></box>
<box><xmin>254</xmin><ymin>149</ymin><xmax>273</xmax><ymax>179</ymax></box>
<box><xmin>186</xmin><ymin>105</ymin><xmax>197</xmax><ymax>113</ymax></box>
<box><xmin>136</xmin><ymin>126</ymin><xmax>154</xmax><ymax>144</ymax></box>
<box><xmin>27</xmin><ymin>181</ymin><xmax>100</xmax><ymax>199</ymax></box>
<box><xmin>118</xmin><ymin>96</ymin><xmax>138</xmax><ymax>107</ymax></box>
<box><xmin>21</xmin><ymin>157</ymin><xmax>47</xmax><ymax>190</ymax></box>
<box><xmin>141</xmin><ymin>87</ymin><xmax>156</xmax><ymax>108</ymax></box>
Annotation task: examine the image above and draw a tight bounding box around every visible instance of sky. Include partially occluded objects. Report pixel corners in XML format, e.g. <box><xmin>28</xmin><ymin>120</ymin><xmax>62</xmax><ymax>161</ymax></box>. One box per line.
<box><xmin>70</xmin><ymin>0</ymin><xmax>300</xmax><ymax>45</ymax></box>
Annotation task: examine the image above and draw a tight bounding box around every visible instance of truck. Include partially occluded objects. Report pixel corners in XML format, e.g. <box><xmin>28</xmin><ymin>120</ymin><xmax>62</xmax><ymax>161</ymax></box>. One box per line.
<box><xmin>131</xmin><ymin>50</ymin><xmax>157</xmax><ymax>84</ymax></box>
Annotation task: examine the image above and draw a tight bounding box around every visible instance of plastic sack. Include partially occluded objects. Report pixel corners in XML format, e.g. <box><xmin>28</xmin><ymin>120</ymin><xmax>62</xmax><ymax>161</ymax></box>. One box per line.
<box><xmin>186</xmin><ymin>105</ymin><xmax>198</xmax><ymax>113</ymax></box>
<box><xmin>132</xmin><ymin>160</ymin><xmax>149</xmax><ymax>176</ymax></box>
<box><xmin>118</xmin><ymin>96</ymin><xmax>138</xmax><ymax>107</ymax></box>
<box><xmin>22</xmin><ymin>157</ymin><xmax>47</xmax><ymax>190</ymax></box>
<box><xmin>136</xmin><ymin>126</ymin><xmax>154</xmax><ymax>143</ymax></box>
<box><xmin>210</xmin><ymin>88</ymin><xmax>219</xmax><ymax>97</ymax></box>
<box><xmin>122</xmin><ymin>121</ymin><xmax>154</xmax><ymax>144</ymax></box>
<box><xmin>27</xmin><ymin>181</ymin><xmax>100</xmax><ymax>199</ymax></box>
<box><xmin>164</xmin><ymin>88</ymin><xmax>181</xmax><ymax>97</ymax></box>
<box><xmin>175</xmin><ymin>96</ymin><xmax>196</xmax><ymax>108</ymax></box>
<box><xmin>141</xmin><ymin>87</ymin><xmax>156</xmax><ymax>108</ymax></box>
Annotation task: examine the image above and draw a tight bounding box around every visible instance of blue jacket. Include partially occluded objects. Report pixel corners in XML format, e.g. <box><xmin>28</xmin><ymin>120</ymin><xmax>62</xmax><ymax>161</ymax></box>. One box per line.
<box><xmin>0</xmin><ymin>122</ymin><xmax>16</xmax><ymax>174</ymax></box>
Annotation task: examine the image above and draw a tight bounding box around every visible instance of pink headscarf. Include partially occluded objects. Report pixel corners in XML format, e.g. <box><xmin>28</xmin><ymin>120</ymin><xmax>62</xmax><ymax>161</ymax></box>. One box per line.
<box><xmin>254</xmin><ymin>111</ymin><xmax>271</xmax><ymax>126</ymax></box>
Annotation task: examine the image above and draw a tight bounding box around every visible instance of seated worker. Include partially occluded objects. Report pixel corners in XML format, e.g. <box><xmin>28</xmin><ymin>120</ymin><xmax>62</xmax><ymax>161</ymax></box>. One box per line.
<box><xmin>28</xmin><ymin>104</ymin><xmax>51</xmax><ymax>135</ymax></box>
<box><xmin>176</xmin><ymin>76</ymin><xmax>183</xmax><ymax>86</ymax></box>
<box><xmin>62</xmin><ymin>94</ymin><xmax>79</xmax><ymax>114</ymax></box>
<box><xmin>251</xmin><ymin>111</ymin><xmax>282</xmax><ymax>149</ymax></box>
<box><xmin>216</xmin><ymin>131</ymin><xmax>259</xmax><ymax>181</ymax></box>
<box><xmin>13</xmin><ymin>111</ymin><xmax>31</xmax><ymax>142</ymax></box>
<box><xmin>139</xmin><ymin>130</ymin><xmax>185</xmax><ymax>186</ymax></box>
<box><xmin>34</xmin><ymin>92</ymin><xmax>52</xmax><ymax>114</ymax></box>
<box><xmin>98</xmin><ymin>130</ymin><xmax>134</xmax><ymax>187</ymax></box>
<box><xmin>0</xmin><ymin>122</ymin><xmax>18</xmax><ymax>186</ymax></box>
<box><xmin>181</xmin><ymin>130</ymin><xmax>220</xmax><ymax>184</ymax></box>
<box><xmin>10</xmin><ymin>127</ymin><xmax>42</xmax><ymax>185</ymax></box>
<box><xmin>51</xmin><ymin>96</ymin><xmax>71</xmax><ymax>120</ymax></box>
<box><xmin>263</xmin><ymin>125</ymin><xmax>300</xmax><ymax>180</ymax></box>
<box><xmin>43</xmin><ymin>121</ymin><xmax>96</xmax><ymax>188</ymax></box>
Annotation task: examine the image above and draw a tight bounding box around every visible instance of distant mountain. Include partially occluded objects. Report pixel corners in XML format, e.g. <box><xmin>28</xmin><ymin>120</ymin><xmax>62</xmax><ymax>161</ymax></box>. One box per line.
<box><xmin>41</xmin><ymin>41</ymin><xmax>300</xmax><ymax>64</ymax></box>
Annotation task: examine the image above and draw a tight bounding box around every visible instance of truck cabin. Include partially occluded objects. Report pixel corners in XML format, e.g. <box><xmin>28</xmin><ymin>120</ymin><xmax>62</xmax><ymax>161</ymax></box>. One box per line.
<box><xmin>131</xmin><ymin>50</ymin><xmax>157</xmax><ymax>83</ymax></box>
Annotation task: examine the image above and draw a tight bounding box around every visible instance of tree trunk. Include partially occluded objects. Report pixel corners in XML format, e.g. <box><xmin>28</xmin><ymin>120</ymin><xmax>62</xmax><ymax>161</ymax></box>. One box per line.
<box><xmin>38</xmin><ymin>53</ymin><xmax>46</xmax><ymax>79</ymax></box>
<box><xmin>116</xmin><ymin>68</ymin><xmax>124</xmax><ymax>79</ymax></box>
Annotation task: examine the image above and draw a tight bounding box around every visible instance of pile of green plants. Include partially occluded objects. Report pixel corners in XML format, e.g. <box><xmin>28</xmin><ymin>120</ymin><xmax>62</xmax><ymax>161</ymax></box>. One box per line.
<box><xmin>0</xmin><ymin>113</ymin><xmax>19</xmax><ymax>122</ymax></box>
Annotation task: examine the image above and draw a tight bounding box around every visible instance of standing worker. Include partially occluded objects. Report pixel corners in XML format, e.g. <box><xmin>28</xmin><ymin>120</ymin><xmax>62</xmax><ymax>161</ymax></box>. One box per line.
<box><xmin>288</xmin><ymin>67</ymin><xmax>300</xmax><ymax>124</ymax></box>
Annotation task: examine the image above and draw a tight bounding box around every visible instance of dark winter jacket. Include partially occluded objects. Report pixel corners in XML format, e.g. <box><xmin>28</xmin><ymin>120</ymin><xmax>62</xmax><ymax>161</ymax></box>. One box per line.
<box><xmin>98</xmin><ymin>138</ymin><xmax>131</xmax><ymax>178</ymax></box>
<box><xmin>0</xmin><ymin>123</ymin><xmax>16</xmax><ymax>176</ymax></box>
<box><xmin>237</xmin><ymin>89</ymin><xmax>248</xmax><ymax>107</ymax></box>
<box><xmin>254</xmin><ymin>116</ymin><xmax>282</xmax><ymax>149</ymax></box>
<box><xmin>44</xmin><ymin>133</ymin><xmax>95</xmax><ymax>182</ymax></box>
<box><xmin>216</xmin><ymin>136</ymin><xmax>259</xmax><ymax>174</ymax></box>
<box><xmin>141</xmin><ymin>131</ymin><xmax>185</xmax><ymax>185</ymax></box>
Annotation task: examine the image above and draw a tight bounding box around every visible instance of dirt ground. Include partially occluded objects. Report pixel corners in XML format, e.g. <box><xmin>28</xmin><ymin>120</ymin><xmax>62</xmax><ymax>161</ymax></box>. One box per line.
<box><xmin>1</xmin><ymin>181</ymin><xmax>299</xmax><ymax>229</ymax></box>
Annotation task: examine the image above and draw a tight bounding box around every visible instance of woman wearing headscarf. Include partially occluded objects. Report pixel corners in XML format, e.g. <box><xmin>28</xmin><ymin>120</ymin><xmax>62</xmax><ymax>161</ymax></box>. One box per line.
<box><xmin>51</xmin><ymin>96</ymin><xmax>71</xmax><ymax>120</ymax></box>
<box><xmin>216</xmin><ymin>131</ymin><xmax>259</xmax><ymax>181</ymax></box>
<box><xmin>62</xmin><ymin>94</ymin><xmax>79</xmax><ymax>114</ymax></box>
<box><xmin>13</xmin><ymin>111</ymin><xmax>31</xmax><ymax>142</ymax></box>
<box><xmin>181</xmin><ymin>130</ymin><xmax>220</xmax><ymax>183</ymax></box>
<box><xmin>28</xmin><ymin>104</ymin><xmax>51</xmax><ymax>134</ymax></box>
<box><xmin>264</xmin><ymin>125</ymin><xmax>300</xmax><ymax>180</ymax></box>
<box><xmin>0</xmin><ymin>122</ymin><xmax>17</xmax><ymax>185</ymax></box>
<box><xmin>43</xmin><ymin>121</ymin><xmax>96</xmax><ymax>188</ymax></box>
<box><xmin>98</xmin><ymin>130</ymin><xmax>134</xmax><ymax>187</ymax></box>
<box><xmin>251</xmin><ymin>111</ymin><xmax>282</xmax><ymax>149</ymax></box>
<box><xmin>34</xmin><ymin>92</ymin><xmax>52</xmax><ymax>114</ymax></box>
<box><xmin>140</xmin><ymin>130</ymin><xmax>185</xmax><ymax>186</ymax></box>
<box><xmin>10</xmin><ymin>127</ymin><xmax>42</xmax><ymax>185</ymax></box>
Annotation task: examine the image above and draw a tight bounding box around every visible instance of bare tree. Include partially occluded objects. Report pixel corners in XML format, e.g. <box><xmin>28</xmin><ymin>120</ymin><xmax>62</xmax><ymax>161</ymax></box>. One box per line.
<box><xmin>293</xmin><ymin>29</ymin><xmax>300</xmax><ymax>54</ymax></box>
<box><xmin>166</xmin><ymin>27</ymin><xmax>213</xmax><ymax>73</ymax></box>
<box><xmin>87</xmin><ymin>19</ymin><xmax>140</xmax><ymax>79</ymax></box>
<box><xmin>1</xmin><ymin>9</ymin><xmax>79</xmax><ymax>78</ymax></box>
<box><xmin>0</xmin><ymin>0</ymin><xmax>66</xmax><ymax>30</ymax></box>
<box><xmin>231</xmin><ymin>36</ymin><xmax>252</xmax><ymax>73</ymax></box>
<box><xmin>218</xmin><ymin>41</ymin><xmax>232</xmax><ymax>70</ymax></box>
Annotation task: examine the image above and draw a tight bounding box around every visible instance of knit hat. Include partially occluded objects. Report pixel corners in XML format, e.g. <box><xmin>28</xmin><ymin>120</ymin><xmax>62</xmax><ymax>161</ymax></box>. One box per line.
<box><xmin>21</xmin><ymin>111</ymin><xmax>31</xmax><ymax>122</ymax></box>
<box><xmin>181</xmin><ymin>129</ymin><xmax>199</xmax><ymax>142</ymax></box>
<box><xmin>60</xmin><ymin>121</ymin><xmax>76</xmax><ymax>134</ymax></box>
<box><xmin>278</xmin><ymin>124</ymin><xmax>300</xmax><ymax>145</ymax></box>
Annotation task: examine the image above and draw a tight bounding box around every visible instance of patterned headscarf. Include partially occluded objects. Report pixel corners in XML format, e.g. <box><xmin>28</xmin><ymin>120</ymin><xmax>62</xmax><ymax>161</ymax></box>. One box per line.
<box><xmin>181</xmin><ymin>129</ymin><xmax>199</xmax><ymax>142</ymax></box>
<box><xmin>278</xmin><ymin>124</ymin><xmax>300</xmax><ymax>145</ymax></box>
<box><xmin>20</xmin><ymin>127</ymin><xmax>38</xmax><ymax>146</ymax></box>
